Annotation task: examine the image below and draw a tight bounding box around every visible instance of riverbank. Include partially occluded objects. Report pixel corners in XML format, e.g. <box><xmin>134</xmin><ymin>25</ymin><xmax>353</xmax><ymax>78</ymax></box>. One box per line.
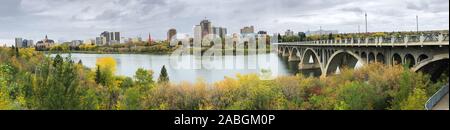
<box><xmin>41</xmin><ymin>50</ymin><xmax>173</xmax><ymax>55</ymax></box>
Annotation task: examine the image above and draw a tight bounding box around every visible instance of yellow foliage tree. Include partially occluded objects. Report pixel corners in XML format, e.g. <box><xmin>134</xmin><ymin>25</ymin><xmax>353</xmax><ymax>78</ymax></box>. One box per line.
<box><xmin>96</xmin><ymin>57</ymin><xmax>117</xmax><ymax>74</ymax></box>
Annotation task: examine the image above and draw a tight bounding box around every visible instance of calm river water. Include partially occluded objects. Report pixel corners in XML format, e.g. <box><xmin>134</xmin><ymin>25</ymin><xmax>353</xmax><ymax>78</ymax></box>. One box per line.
<box><xmin>54</xmin><ymin>53</ymin><xmax>314</xmax><ymax>83</ymax></box>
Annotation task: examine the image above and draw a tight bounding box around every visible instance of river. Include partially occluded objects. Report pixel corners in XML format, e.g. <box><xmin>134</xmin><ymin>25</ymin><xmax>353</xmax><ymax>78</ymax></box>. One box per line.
<box><xmin>53</xmin><ymin>53</ymin><xmax>319</xmax><ymax>83</ymax></box>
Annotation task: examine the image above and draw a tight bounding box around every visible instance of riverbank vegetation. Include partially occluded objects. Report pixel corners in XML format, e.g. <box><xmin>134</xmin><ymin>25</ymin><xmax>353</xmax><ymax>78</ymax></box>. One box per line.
<box><xmin>45</xmin><ymin>40</ymin><xmax>176</xmax><ymax>54</ymax></box>
<box><xmin>0</xmin><ymin>47</ymin><xmax>447</xmax><ymax>110</ymax></box>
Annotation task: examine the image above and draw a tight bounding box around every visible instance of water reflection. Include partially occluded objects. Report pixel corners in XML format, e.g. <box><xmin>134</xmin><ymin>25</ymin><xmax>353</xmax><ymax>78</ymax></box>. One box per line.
<box><xmin>54</xmin><ymin>52</ymin><xmax>302</xmax><ymax>83</ymax></box>
<box><xmin>277</xmin><ymin>55</ymin><xmax>322</xmax><ymax>77</ymax></box>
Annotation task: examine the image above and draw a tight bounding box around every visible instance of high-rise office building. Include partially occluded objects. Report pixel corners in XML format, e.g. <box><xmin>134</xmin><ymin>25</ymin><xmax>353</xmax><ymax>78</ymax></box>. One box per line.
<box><xmin>21</xmin><ymin>39</ymin><xmax>33</xmax><ymax>47</ymax></box>
<box><xmin>167</xmin><ymin>28</ymin><xmax>177</xmax><ymax>41</ymax></box>
<box><xmin>194</xmin><ymin>19</ymin><xmax>227</xmax><ymax>46</ymax></box>
<box><xmin>194</xmin><ymin>25</ymin><xmax>202</xmax><ymax>45</ymax></box>
<box><xmin>99</xmin><ymin>31</ymin><xmax>120</xmax><ymax>45</ymax></box>
<box><xmin>95</xmin><ymin>37</ymin><xmax>103</xmax><ymax>45</ymax></box>
<box><xmin>213</xmin><ymin>27</ymin><xmax>227</xmax><ymax>39</ymax></box>
<box><xmin>15</xmin><ymin>38</ymin><xmax>23</xmax><ymax>48</ymax></box>
<box><xmin>115</xmin><ymin>32</ymin><xmax>120</xmax><ymax>43</ymax></box>
<box><xmin>200</xmin><ymin>19</ymin><xmax>212</xmax><ymax>38</ymax></box>
<box><xmin>100</xmin><ymin>31</ymin><xmax>110</xmax><ymax>45</ymax></box>
<box><xmin>110</xmin><ymin>32</ymin><xmax>115</xmax><ymax>42</ymax></box>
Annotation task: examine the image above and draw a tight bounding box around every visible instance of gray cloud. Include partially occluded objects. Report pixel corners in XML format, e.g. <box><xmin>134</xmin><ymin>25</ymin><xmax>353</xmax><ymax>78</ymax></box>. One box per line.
<box><xmin>0</xmin><ymin>0</ymin><xmax>448</xmax><ymax>45</ymax></box>
<box><xmin>0</xmin><ymin>0</ymin><xmax>23</xmax><ymax>17</ymax></box>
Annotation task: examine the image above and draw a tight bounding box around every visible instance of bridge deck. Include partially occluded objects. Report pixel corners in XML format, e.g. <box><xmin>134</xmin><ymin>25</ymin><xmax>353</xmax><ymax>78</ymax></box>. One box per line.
<box><xmin>276</xmin><ymin>42</ymin><xmax>449</xmax><ymax>47</ymax></box>
<box><xmin>432</xmin><ymin>93</ymin><xmax>449</xmax><ymax>110</ymax></box>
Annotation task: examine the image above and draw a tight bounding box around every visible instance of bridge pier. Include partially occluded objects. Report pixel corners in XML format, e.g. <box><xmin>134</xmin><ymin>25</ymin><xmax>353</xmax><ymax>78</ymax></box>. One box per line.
<box><xmin>299</xmin><ymin>63</ymin><xmax>321</xmax><ymax>70</ymax></box>
<box><xmin>288</xmin><ymin>55</ymin><xmax>301</xmax><ymax>62</ymax></box>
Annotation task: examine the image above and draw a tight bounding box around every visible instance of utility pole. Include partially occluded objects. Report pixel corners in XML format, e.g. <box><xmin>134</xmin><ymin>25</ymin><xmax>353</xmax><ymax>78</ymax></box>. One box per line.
<box><xmin>416</xmin><ymin>15</ymin><xmax>419</xmax><ymax>33</ymax></box>
<box><xmin>365</xmin><ymin>12</ymin><xmax>368</xmax><ymax>34</ymax></box>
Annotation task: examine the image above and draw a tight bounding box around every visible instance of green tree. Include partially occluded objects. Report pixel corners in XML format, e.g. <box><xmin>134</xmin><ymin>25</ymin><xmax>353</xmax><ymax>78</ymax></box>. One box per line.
<box><xmin>134</xmin><ymin>68</ymin><xmax>154</xmax><ymax>88</ymax></box>
<box><xmin>120</xmin><ymin>77</ymin><xmax>134</xmax><ymax>88</ymax></box>
<box><xmin>117</xmin><ymin>87</ymin><xmax>142</xmax><ymax>110</ymax></box>
<box><xmin>80</xmin><ymin>88</ymin><xmax>99</xmax><ymax>110</ymax></box>
<box><xmin>33</xmin><ymin>55</ymin><xmax>81</xmax><ymax>109</ymax></box>
<box><xmin>328</xmin><ymin>33</ymin><xmax>334</xmax><ymax>40</ymax></box>
<box><xmin>0</xmin><ymin>77</ymin><xmax>14</xmax><ymax>110</ymax></box>
<box><xmin>390</xmin><ymin>69</ymin><xmax>413</xmax><ymax>109</ymax></box>
<box><xmin>15</xmin><ymin>46</ymin><xmax>19</xmax><ymax>57</ymax></box>
<box><xmin>298</xmin><ymin>32</ymin><xmax>306</xmax><ymax>41</ymax></box>
<box><xmin>400</xmin><ymin>88</ymin><xmax>427</xmax><ymax>110</ymax></box>
<box><xmin>95</xmin><ymin>65</ymin><xmax>102</xmax><ymax>84</ymax></box>
<box><xmin>278</xmin><ymin>34</ymin><xmax>282</xmax><ymax>42</ymax></box>
<box><xmin>53</xmin><ymin>54</ymin><xmax>63</xmax><ymax>67</ymax></box>
<box><xmin>158</xmin><ymin>65</ymin><xmax>169</xmax><ymax>84</ymax></box>
<box><xmin>335</xmin><ymin>82</ymin><xmax>383</xmax><ymax>110</ymax></box>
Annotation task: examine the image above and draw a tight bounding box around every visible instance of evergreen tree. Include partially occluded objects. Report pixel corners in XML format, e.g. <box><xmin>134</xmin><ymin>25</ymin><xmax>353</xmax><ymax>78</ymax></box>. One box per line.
<box><xmin>53</xmin><ymin>54</ymin><xmax>63</xmax><ymax>67</ymax></box>
<box><xmin>11</xmin><ymin>46</ymin><xmax>16</xmax><ymax>57</ymax></box>
<box><xmin>95</xmin><ymin>65</ymin><xmax>102</xmax><ymax>85</ymax></box>
<box><xmin>277</xmin><ymin>34</ymin><xmax>282</xmax><ymax>42</ymax></box>
<box><xmin>328</xmin><ymin>33</ymin><xmax>333</xmax><ymax>40</ymax></box>
<box><xmin>158</xmin><ymin>65</ymin><xmax>169</xmax><ymax>84</ymax></box>
<box><xmin>15</xmin><ymin>46</ymin><xmax>19</xmax><ymax>57</ymax></box>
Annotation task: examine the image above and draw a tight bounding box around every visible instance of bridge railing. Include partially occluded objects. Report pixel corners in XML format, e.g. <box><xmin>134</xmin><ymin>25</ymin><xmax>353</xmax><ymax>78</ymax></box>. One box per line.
<box><xmin>425</xmin><ymin>84</ymin><xmax>449</xmax><ymax>110</ymax></box>
<box><xmin>278</xmin><ymin>33</ymin><xmax>449</xmax><ymax>46</ymax></box>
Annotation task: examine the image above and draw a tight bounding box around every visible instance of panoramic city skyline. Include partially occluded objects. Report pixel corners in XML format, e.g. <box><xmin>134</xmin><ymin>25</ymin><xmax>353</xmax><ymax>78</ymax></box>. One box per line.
<box><xmin>0</xmin><ymin>0</ymin><xmax>449</xmax><ymax>45</ymax></box>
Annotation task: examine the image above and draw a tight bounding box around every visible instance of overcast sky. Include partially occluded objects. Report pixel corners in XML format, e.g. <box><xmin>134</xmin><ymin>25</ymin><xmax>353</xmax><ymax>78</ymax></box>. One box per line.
<box><xmin>0</xmin><ymin>0</ymin><xmax>448</xmax><ymax>45</ymax></box>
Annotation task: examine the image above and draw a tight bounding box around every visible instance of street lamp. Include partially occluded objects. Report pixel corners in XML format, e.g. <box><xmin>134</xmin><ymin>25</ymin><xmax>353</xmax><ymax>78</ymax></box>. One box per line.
<box><xmin>416</xmin><ymin>15</ymin><xmax>419</xmax><ymax>33</ymax></box>
<box><xmin>365</xmin><ymin>12</ymin><xmax>368</xmax><ymax>34</ymax></box>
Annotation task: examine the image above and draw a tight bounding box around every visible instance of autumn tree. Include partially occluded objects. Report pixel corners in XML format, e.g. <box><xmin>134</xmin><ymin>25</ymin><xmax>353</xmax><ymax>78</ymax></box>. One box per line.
<box><xmin>400</xmin><ymin>88</ymin><xmax>427</xmax><ymax>110</ymax></box>
<box><xmin>95</xmin><ymin>57</ymin><xmax>116</xmax><ymax>86</ymax></box>
<box><xmin>95</xmin><ymin>57</ymin><xmax>119</xmax><ymax>109</ymax></box>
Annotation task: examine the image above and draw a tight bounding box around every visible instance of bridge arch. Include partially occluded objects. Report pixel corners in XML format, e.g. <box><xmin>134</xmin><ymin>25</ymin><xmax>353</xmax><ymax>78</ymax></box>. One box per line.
<box><xmin>288</xmin><ymin>47</ymin><xmax>301</xmax><ymax>61</ymax></box>
<box><xmin>282</xmin><ymin>47</ymin><xmax>290</xmax><ymax>57</ymax></box>
<box><xmin>376</xmin><ymin>53</ymin><xmax>385</xmax><ymax>64</ymax></box>
<box><xmin>417</xmin><ymin>54</ymin><xmax>430</xmax><ymax>63</ymax></box>
<box><xmin>299</xmin><ymin>48</ymin><xmax>323</xmax><ymax>76</ymax></box>
<box><xmin>404</xmin><ymin>54</ymin><xmax>416</xmax><ymax>68</ymax></box>
<box><xmin>392</xmin><ymin>53</ymin><xmax>402</xmax><ymax>65</ymax></box>
<box><xmin>361</xmin><ymin>52</ymin><xmax>368</xmax><ymax>62</ymax></box>
<box><xmin>324</xmin><ymin>50</ymin><xmax>365</xmax><ymax>76</ymax></box>
<box><xmin>413</xmin><ymin>54</ymin><xmax>449</xmax><ymax>82</ymax></box>
<box><xmin>368</xmin><ymin>52</ymin><xmax>376</xmax><ymax>63</ymax></box>
<box><xmin>301</xmin><ymin>48</ymin><xmax>322</xmax><ymax>64</ymax></box>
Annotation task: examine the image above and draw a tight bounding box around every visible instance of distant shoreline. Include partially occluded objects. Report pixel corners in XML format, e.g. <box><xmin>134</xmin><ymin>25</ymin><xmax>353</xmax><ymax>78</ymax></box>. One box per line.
<box><xmin>39</xmin><ymin>47</ymin><xmax>275</xmax><ymax>56</ymax></box>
